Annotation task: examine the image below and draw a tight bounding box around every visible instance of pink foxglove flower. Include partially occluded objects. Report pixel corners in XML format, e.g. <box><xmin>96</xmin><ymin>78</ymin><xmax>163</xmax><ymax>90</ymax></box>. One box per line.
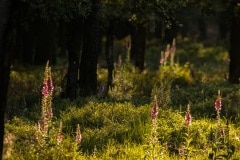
<box><xmin>185</xmin><ymin>111</ymin><xmax>192</xmax><ymax>126</ymax></box>
<box><xmin>165</xmin><ymin>45</ymin><xmax>170</xmax><ymax>58</ymax></box>
<box><xmin>185</xmin><ymin>104</ymin><xmax>192</xmax><ymax>126</ymax></box>
<box><xmin>35</xmin><ymin>122</ymin><xmax>41</xmax><ymax>141</ymax></box>
<box><xmin>171</xmin><ymin>38</ymin><xmax>176</xmax><ymax>55</ymax></box>
<box><xmin>47</xmin><ymin>76</ymin><xmax>54</xmax><ymax>94</ymax></box>
<box><xmin>41</xmin><ymin>78</ymin><xmax>49</xmax><ymax>96</ymax></box>
<box><xmin>39</xmin><ymin>121</ymin><xmax>44</xmax><ymax>132</ymax></box>
<box><xmin>215</xmin><ymin>91</ymin><xmax>222</xmax><ymax>112</ymax></box>
<box><xmin>171</xmin><ymin>45</ymin><xmax>176</xmax><ymax>55</ymax></box>
<box><xmin>76</xmin><ymin>124</ymin><xmax>82</xmax><ymax>144</ymax></box>
<box><xmin>178</xmin><ymin>146</ymin><xmax>185</xmax><ymax>156</ymax></box>
<box><xmin>41</xmin><ymin>67</ymin><xmax>54</xmax><ymax>96</ymax></box>
<box><xmin>151</xmin><ymin>96</ymin><xmax>158</xmax><ymax>122</ymax></box>
<box><xmin>49</xmin><ymin>107</ymin><xmax>53</xmax><ymax>118</ymax></box>
<box><xmin>219</xmin><ymin>128</ymin><xmax>224</xmax><ymax>137</ymax></box>
<box><xmin>35</xmin><ymin>130</ymin><xmax>39</xmax><ymax>141</ymax></box>
<box><xmin>118</xmin><ymin>54</ymin><xmax>122</xmax><ymax>66</ymax></box>
<box><xmin>215</xmin><ymin>97</ymin><xmax>222</xmax><ymax>112</ymax></box>
<box><xmin>57</xmin><ymin>134</ymin><xmax>63</xmax><ymax>144</ymax></box>
<box><xmin>160</xmin><ymin>51</ymin><xmax>165</xmax><ymax>64</ymax></box>
<box><xmin>126</xmin><ymin>41</ymin><xmax>131</xmax><ymax>50</ymax></box>
<box><xmin>160</xmin><ymin>58</ymin><xmax>165</xmax><ymax>64</ymax></box>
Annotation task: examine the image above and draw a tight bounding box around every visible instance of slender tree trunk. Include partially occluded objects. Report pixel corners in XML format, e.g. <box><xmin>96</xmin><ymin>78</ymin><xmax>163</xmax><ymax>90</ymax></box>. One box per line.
<box><xmin>79</xmin><ymin>0</ymin><xmax>101</xmax><ymax>96</ymax></box>
<box><xmin>65</xmin><ymin>19</ymin><xmax>83</xmax><ymax>99</ymax></box>
<box><xmin>229</xmin><ymin>14</ymin><xmax>240</xmax><ymax>84</ymax></box>
<box><xmin>106</xmin><ymin>22</ymin><xmax>114</xmax><ymax>92</ymax></box>
<box><xmin>131</xmin><ymin>23</ymin><xmax>146</xmax><ymax>72</ymax></box>
<box><xmin>0</xmin><ymin>0</ymin><xmax>13</xmax><ymax>158</ymax></box>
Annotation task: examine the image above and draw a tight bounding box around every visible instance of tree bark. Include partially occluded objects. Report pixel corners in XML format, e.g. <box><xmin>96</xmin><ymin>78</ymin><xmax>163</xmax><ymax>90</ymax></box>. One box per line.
<box><xmin>34</xmin><ymin>19</ymin><xmax>57</xmax><ymax>65</ymax></box>
<box><xmin>64</xmin><ymin>19</ymin><xmax>83</xmax><ymax>99</ymax></box>
<box><xmin>229</xmin><ymin>14</ymin><xmax>240</xmax><ymax>84</ymax></box>
<box><xmin>106</xmin><ymin>22</ymin><xmax>114</xmax><ymax>93</ymax></box>
<box><xmin>0</xmin><ymin>0</ymin><xmax>13</xmax><ymax>158</ymax></box>
<box><xmin>198</xmin><ymin>16</ymin><xmax>207</xmax><ymax>41</ymax></box>
<box><xmin>131</xmin><ymin>23</ymin><xmax>146</xmax><ymax>72</ymax></box>
<box><xmin>79</xmin><ymin>0</ymin><xmax>101</xmax><ymax>97</ymax></box>
<box><xmin>21</xmin><ymin>24</ymin><xmax>35</xmax><ymax>65</ymax></box>
<box><xmin>10</xmin><ymin>1</ymin><xmax>35</xmax><ymax>65</ymax></box>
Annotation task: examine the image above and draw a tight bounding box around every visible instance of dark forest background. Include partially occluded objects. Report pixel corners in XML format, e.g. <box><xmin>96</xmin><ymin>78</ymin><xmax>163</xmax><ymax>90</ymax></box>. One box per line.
<box><xmin>1</xmin><ymin>0</ymin><xmax>240</xmax><ymax>159</ymax></box>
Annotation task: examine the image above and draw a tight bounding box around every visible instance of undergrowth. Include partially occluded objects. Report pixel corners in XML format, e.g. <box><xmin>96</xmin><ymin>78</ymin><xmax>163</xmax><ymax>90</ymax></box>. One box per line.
<box><xmin>3</xmin><ymin>41</ymin><xmax>240</xmax><ymax>159</ymax></box>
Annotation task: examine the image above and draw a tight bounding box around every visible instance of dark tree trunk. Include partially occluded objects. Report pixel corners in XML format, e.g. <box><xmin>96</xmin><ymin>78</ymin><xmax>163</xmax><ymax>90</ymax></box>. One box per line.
<box><xmin>113</xmin><ymin>20</ymin><xmax>132</xmax><ymax>40</ymax></box>
<box><xmin>131</xmin><ymin>23</ymin><xmax>146</xmax><ymax>72</ymax></box>
<box><xmin>11</xmin><ymin>1</ymin><xmax>35</xmax><ymax>65</ymax></box>
<box><xmin>106</xmin><ymin>22</ymin><xmax>114</xmax><ymax>92</ymax></box>
<box><xmin>218</xmin><ymin>12</ymin><xmax>229</xmax><ymax>40</ymax></box>
<box><xmin>34</xmin><ymin>19</ymin><xmax>57</xmax><ymax>65</ymax></box>
<box><xmin>21</xmin><ymin>24</ymin><xmax>35</xmax><ymax>65</ymax></box>
<box><xmin>155</xmin><ymin>20</ymin><xmax>164</xmax><ymax>40</ymax></box>
<box><xmin>229</xmin><ymin>14</ymin><xmax>240</xmax><ymax>84</ymax></box>
<box><xmin>64</xmin><ymin>19</ymin><xmax>83</xmax><ymax>99</ymax></box>
<box><xmin>0</xmin><ymin>0</ymin><xmax>13</xmax><ymax>158</ymax></box>
<box><xmin>79</xmin><ymin>0</ymin><xmax>101</xmax><ymax>97</ymax></box>
<box><xmin>198</xmin><ymin>16</ymin><xmax>207</xmax><ymax>41</ymax></box>
<box><xmin>164</xmin><ymin>22</ymin><xmax>178</xmax><ymax>44</ymax></box>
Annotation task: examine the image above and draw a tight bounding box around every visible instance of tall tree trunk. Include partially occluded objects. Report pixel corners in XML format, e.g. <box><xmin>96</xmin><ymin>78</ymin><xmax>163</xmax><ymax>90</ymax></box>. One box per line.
<box><xmin>21</xmin><ymin>24</ymin><xmax>35</xmax><ymax>65</ymax></box>
<box><xmin>12</xmin><ymin>1</ymin><xmax>35</xmax><ymax>65</ymax></box>
<box><xmin>64</xmin><ymin>19</ymin><xmax>83</xmax><ymax>99</ymax></box>
<box><xmin>34</xmin><ymin>19</ymin><xmax>57</xmax><ymax>65</ymax></box>
<box><xmin>106</xmin><ymin>22</ymin><xmax>114</xmax><ymax>92</ymax></box>
<box><xmin>198</xmin><ymin>16</ymin><xmax>207</xmax><ymax>41</ymax></box>
<box><xmin>229</xmin><ymin>14</ymin><xmax>240</xmax><ymax>84</ymax></box>
<box><xmin>79</xmin><ymin>0</ymin><xmax>101</xmax><ymax>96</ymax></box>
<box><xmin>131</xmin><ymin>23</ymin><xmax>146</xmax><ymax>72</ymax></box>
<box><xmin>155</xmin><ymin>20</ymin><xmax>164</xmax><ymax>40</ymax></box>
<box><xmin>218</xmin><ymin>11</ymin><xmax>228</xmax><ymax>40</ymax></box>
<box><xmin>0</xmin><ymin>0</ymin><xmax>13</xmax><ymax>158</ymax></box>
